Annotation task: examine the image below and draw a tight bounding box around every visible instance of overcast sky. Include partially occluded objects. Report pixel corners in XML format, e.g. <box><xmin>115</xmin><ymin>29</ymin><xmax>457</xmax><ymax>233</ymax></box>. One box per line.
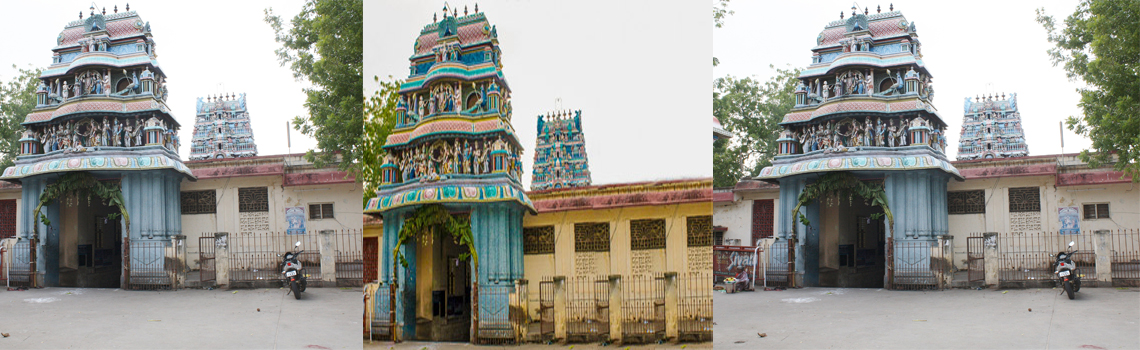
<box><xmin>0</xmin><ymin>0</ymin><xmax>316</xmax><ymax>160</ymax></box>
<box><xmin>365</xmin><ymin>0</ymin><xmax>712</xmax><ymax>188</ymax></box>
<box><xmin>714</xmin><ymin>0</ymin><xmax>1091</xmax><ymax>159</ymax></box>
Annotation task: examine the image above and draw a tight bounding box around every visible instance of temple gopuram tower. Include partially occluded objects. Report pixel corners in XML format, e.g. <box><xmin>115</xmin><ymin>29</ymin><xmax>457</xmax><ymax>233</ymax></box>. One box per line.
<box><xmin>956</xmin><ymin>93</ymin><xmax>1028</xmax><ymax>160</ymax></box>
<box><xmin>1</xmin><ymin>7</ymin><xmax>193</xmax><ymax>288</ymax></box>
<box><xmin>531</xmin><ymin>109</ymin><xmax>592</xmax><ymax>190</ymax></box>
<box><xmin>189</xmin><ymin>93</ymin><xmax>258</xmax><ymax>160</ymax></box>
<box><xmin>755</xmin><ymin>6</ymin><xmax>961</xmax><ymax>288</ymax></box>
<box><xmin>364</xmin><ymin>5</ymin><xmax>533</xmax><ymax>342</ymax></box>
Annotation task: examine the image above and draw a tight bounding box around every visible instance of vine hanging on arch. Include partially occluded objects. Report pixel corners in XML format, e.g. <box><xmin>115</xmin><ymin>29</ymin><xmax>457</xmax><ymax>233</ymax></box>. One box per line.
<box><xmin>33</xmin><ymin>172</ymin><xmax>131</xmax><ymax>239</ymax></box>
<box><xmin>791</xmin><ymin>172</ymin><xmax>895</xmax><ymax>237</ymax></box>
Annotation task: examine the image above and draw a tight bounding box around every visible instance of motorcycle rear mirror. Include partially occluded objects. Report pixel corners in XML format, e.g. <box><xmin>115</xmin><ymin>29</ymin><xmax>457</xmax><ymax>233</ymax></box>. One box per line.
<box><xmin>1068</xmin><ymin>241</ymin><xmax>1075</xmax><ymax>247</ymax></box>
<box><xmin>295</xmin><ymin>241</ymin><xmax>302</xmax><ymax>248</ymax></box>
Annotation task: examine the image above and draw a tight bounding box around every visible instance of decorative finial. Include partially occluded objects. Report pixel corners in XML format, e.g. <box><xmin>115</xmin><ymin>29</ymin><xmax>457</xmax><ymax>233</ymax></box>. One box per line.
<box><xmin>889</xmin><ymin>3</ymin><xmax>893</xmax><ymax>11</ymax></box>
<box><xmin>474</xmin><ymin>3</ymin><xmax>478</xmax><ymax>12</ymax></box>
<box><xmin>102</xmin><ymin>7</ymin><xmax>106</xmax><ymax>15</ymax></box>
<box><xmin>453</xmin><ymin>8</ymin><xmax>457</xmax><ymax>17</ymax></box>
<box><xmin>865</xmin><ymin>7</ymin><xmax>869</xmax><ymax>15</ymax></box>
<box><xmin>840</xmin><ymin>11</ymin><xmax>844</xmax><ymax>19</ymax></box>
<box><xmin>126</xmin><ymin>3</ymin><xmax>129</xmax><ymax>11</ymax></box>
<box><xmin>877</xmin><ymin>5</ymin><xmax>881</xmax><ymax>13</ymax></box>
<box><xmin>90</xmin><ymin>5</ymin><xmax>95</xmax><ymax>16</ymax></box>
<box><xmin>433</xmin><ymin>13</ymin><xmax>437</xmax><ymax>22</ymax></box>
<box><xmin>114</xmin><ymin>5</ymin><xmax>118</xmax><ymax>13</ymax></box>
<box><xmin>80</xmin><ymin>12</ymin><xmax>83</xmax><ymax>19</ymax></box>
<box><xmin>464</xmin><ymin>5</ymin><xmax>468</xmax><ymax>16</ymax></box>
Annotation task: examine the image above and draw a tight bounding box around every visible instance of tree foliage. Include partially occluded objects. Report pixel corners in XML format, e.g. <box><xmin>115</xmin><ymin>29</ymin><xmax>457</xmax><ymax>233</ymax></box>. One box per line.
<box><xmin>1037</xmin><ymin>0</ymin><xmax>1139</xmax><ymax>181</ymax></box>
<box><xmin>362</xmin><ymin>76</ymin><xmax>402</xmax><ymax>202</ymax></box>
<box><xmin>712</xmin><ymin>0</ymin><xmax>733</xmax><ymax>67</ymax></box>
<box><xmin>713</xmin><ymin>66</ymin><xmax>800</xmax><ymax>187</ymax></box>
<box><xmin>0</xmin><ymin>65</ymin><xmax>42</xmax><ymax>170</ymax></box>
<box><xmin>265</xmin><ymin>0</ymin><xmax>363</xmax><ymax>174</ymax></box>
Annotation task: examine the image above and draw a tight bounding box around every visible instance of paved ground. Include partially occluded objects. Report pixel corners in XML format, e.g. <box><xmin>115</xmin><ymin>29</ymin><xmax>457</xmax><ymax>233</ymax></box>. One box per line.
<box><xmin>364</xmin><ymin>341</ymin><xmax>712</xmax><ymax>350</ymax></box>
<box><xmin>714</xmin><ymin>287</ymin><xmax>1140</xmax><ymax>349</ymax></box>
<box><xmin>0</xmin><ymin>287</ymin><xmax>361</xmax><ymax>349</ymax></box>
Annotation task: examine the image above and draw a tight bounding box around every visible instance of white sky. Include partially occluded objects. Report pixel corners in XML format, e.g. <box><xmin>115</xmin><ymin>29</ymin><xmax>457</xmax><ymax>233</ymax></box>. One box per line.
<box><xmin>713</xmin><ymin>0</ymin><xmax>1091</xmax><ymax>159</ymax></box>
<box><xmin>365</xmin><ymin>0</ymin><xmax>713</xmax><ymax>188</ymax></box>
<box><xmin>0</xmin><ymin>0</ymin><xmax>317</xmax><ymax>159</ymax></box>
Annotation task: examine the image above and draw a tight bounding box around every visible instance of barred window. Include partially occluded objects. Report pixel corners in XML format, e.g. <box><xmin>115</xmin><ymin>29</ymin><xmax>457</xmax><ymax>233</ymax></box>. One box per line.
<box><xmin>238</xmin><ymin>187</ymin><xmax>269</xmax><ymax>212</ymax></box>
<box><xmin>308</xmin><ymin>203</ymin><xmax>334</xmax><ymax>219</ymax></box>
<box><xmin>180</xmin><ymin>190</ymin><xmax>217</xmax><ymax>214</ymax></box>
<box><xmin>630</xmin><ymin>218</ymin><xmax>666</xmax><ymax>250</ymax></box>
<box><xmin>1008</xmin><ymin>187</ymin><xmax>1040</xmax><ymax>213</ymax></box>
<box><xmin>948</xmin><ymin>190</ymin><xmax>985</xmax><ymax>214</ymax></box>
<box><xmin>574</xmin><ymin>222</ymin><xmax>610</xmax><ymax>252</ymax></box>
<box><xmin>1082</xmin><ymin>203</ymin><xmax>1109</xmax><ymax>219</ymax></box>
<box><xmin>523</xmin><ymin>226</ymin><xmax>555</xmax><ymax>254</ymax></box>
<box><xmin>751</xmin><ymin>200</ymin><xmax>774</xmax><ymax>242</ymax></box>
<box><xmin>687</xmin><ymin>215</ymin><xmax>713</xmax><ymax>246</ymax></box>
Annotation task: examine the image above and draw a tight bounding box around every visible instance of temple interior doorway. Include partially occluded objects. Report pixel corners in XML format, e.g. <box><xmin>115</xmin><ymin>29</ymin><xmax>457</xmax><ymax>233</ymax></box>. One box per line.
<box><xmin>815</xmin><ymin>195</ymin><xmax>885</xmax><ymax>288</ymax></box>
<box><xmin>413</xmin><ymin>222</ymin><xmax>473</xmax><ymax>341</ymax></box>
<box><xmin>56</xmin><ymin>190</ymin><xmax>122</xmax><ymax>288</ymax></box>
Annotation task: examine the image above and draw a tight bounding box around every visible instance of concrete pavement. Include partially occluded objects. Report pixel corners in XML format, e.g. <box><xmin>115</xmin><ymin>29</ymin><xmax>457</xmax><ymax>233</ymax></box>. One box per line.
<box><xmin>714</xmin><ymin>287</ymin><xmax>1140</xmax><ymax>349</ymax></box>
<box><xmin>0</xmin><ymin>287</ymin><xmax>361</xmax><ymax>349</ymax></box>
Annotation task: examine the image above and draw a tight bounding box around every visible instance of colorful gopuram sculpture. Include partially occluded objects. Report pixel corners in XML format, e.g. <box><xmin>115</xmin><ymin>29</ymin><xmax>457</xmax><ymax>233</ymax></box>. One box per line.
<box><xmin>364</xmin><ymin>5</ymin><xmax>533</xmax><ymax>341</ymax></box>
<box><xmin>755</xmin><ymin>6</ymin><xmax>961</xmax><ymax>287</ymax></box>
<box><xmin>1</xmin><ymin>7</ymin><xmax>193</xmax><ymax>288</ymax></box>
<box><xmin>531</xmin><ymin>109</ymin><xmax>591</xmax><ymax>190</ymax></box>
<box><xmin>189</xmin><ymin>93</ymin><xmax>258</xmax><ymax>160</ymax></box>
<box><xmin>956</xmin><ymin>93</ymin><xmax>1028</xmax><ymax>160</ymax></box>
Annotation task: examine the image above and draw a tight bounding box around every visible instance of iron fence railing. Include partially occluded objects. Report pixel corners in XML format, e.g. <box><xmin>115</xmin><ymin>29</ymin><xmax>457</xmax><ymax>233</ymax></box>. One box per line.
<box><xmin>677</xmin><ymin>271</ymin><xmax>713</xmax><ymax>342</ymax></box>
<box><xmin>229</xmin><ymin>232</ymin><xmax>322</xmax><ymax>284</ymax></box>
<box><xmin>128</xmin><ymin>240</ymin><xmax>177</xmax><ymax>290</ymax></box>
<box><xmin>621</xmin><ymin>273</ymin><xmax>665</xmax><ymax>343</ymax></box>
<box><xmin>334</xmin><ymin>230</ymin><xmax>363</xmax><ymax>286</ymax></box>
<box><xmin>997</xmin><ymin>231</ymin><xmax>1097</xmax><ymax>285</ymax></box>
<box><xmin>966</xmin><ymin>235</ymin><xmax>985</xmax><ymax>284</ymax></box>
<box><xmin>533</xmin><ymin>278</ymin><xmax>555</xmax><ymax>342</ymax></box>
<box><xmin>477</xmin><ymin>282</ymin><xmax>521</xmax><ymax>344</ymax></box>
<box><xmin>365</xmin><ymin>282</ymin><xmax>393</xmax><ymax>341</ymax></box>
<box><xmin>565</xmin><ymin>275</ymin><xmax>608</xmax><ymax>343</ymax></box>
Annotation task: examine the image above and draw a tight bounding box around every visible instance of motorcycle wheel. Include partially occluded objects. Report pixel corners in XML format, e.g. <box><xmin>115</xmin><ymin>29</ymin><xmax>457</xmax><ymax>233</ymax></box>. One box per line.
<box><xmin>1073</xmin><ymin>278</ymin><xmax>1081</xmax><ymax>292</ymax></box>
<box><xmin>291</xmin><ymin>280</ymin><xmax>301</xmax><ymax>300</ymax></box>
<box><xmin>1063</xmin><ymin>280</ymin><xmax>1074</xmax><ymax>300</ymax></box>
<box><xmin>300</xmin><ymin>278</ymin><xmax>307</xmax><ymax>292</ymax></box>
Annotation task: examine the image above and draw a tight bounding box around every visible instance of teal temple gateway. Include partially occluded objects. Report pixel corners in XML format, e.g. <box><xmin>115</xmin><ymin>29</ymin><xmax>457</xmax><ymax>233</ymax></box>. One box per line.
<box><xmin>2</xmin><ymin>7</ymin><xmax>193</xmax><ymax>288</ymax></box>
<box><xmin>755</xmin><ymin>6</ymin><xmax>963</xmax><ymax>288</ymax></box>
<box><xmin>364</xmin><ymin>5</ymin><xmax>534</xmax><ymax>341</ymax></box>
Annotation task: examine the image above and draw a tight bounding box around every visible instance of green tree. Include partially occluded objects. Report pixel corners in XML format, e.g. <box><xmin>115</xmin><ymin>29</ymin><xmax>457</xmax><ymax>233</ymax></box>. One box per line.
<box><xmin>713</xmin><ymin>66</ymin><xmax>800</xmax><ymax>188</ymax></box>
<box><xmin>0</xmin><ymin>65</ymin><xmax>42</xmax><ymax>170</ymax></box>
<box><xmin>265</xmin><ymin>0</ymin><xmax>363</xmax><ymax>174</ymax></box>
<box><xmin>361</xmin><ymin>76</ymin><xmax>402</xmax><ymax>202</ymax></box>
<box><xmin>1037</xmin><ymin>0</ymin><xmax>1139</xmax><ymax>181</ymax></box>
<box><xmin>713</xmin><ymin>0</ymin><xmax>733</xmax><ymax>67</ymax></box>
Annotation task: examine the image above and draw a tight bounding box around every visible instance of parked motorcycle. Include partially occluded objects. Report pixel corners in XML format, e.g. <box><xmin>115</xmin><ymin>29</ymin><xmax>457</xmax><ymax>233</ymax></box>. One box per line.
<box><xmin>280</xmin><ymin>241</ymin><xmax>307</xmax><ymax>300</ymax></box>
<box><xmin>1053</xmin><ymin>241</ymin><xmax>1081</xmax><ymax>300</ymax></box>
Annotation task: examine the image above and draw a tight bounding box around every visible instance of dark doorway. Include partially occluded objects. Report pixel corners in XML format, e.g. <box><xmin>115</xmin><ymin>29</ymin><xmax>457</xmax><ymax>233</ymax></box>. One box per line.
<box><xmin>57</xmin><ymin>190</ymin><xmax>122</xmax><ymax>288</ymax></box>
<box><xmin>815</xmin><ymin>197</ymin><xmax>886</xmax><ymax>288</ymax></box>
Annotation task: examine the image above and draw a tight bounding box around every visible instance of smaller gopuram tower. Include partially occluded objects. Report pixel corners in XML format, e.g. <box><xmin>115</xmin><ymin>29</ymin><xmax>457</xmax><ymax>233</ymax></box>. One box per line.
<box><xmin>531</xmin><ymin>109</ymin><xmax>591</xmax><ymax>190</ymax></box>
<box><xmin>956</xmin><ymin>93</ymin><xmax>1028</xmax><ymax>160</ymax></box>
<box><xmin>189</xmin><ymin>93</ymin><xmax>258</xmax><ymax>160</ymax></box>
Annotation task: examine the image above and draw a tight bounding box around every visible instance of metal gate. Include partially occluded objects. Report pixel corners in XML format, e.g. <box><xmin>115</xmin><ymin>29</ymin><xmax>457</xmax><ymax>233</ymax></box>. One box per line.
<box><xmin>7</xmin><ymin>239</ymin><xmax>33</xmax><ymax>288</ymax></box>
<box><xmin>334</xmin><ymin>230</ymin><xmax>363</xmax><ymax>287</ymax></box>
<box><xmin>127</xmin><ymin>240</ymin><xmax>177</xmax><ymax>290</ymax></box>
<box><xmin>621</xmin><ymin>273</ymin><xmax>665</xmax><ymax>343</ymax></box>
<box><xmin>967</xmin><ymin>236</ymin><xmax>985</xmax><ymax>284</ymax></box>
<box><xmin>678</xmin><ymin>271</ymin><xmax>713</xmax><ymax>342</ymax></box>
<box><xmin>199</xmin><ymin>235</ymin><xmax>216</xmax><ymax>283</ymax></box>
<box><xmin>536</xmin><ymin>279</ymin><xmax>555</xmax><ymax>342</ymax></box>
